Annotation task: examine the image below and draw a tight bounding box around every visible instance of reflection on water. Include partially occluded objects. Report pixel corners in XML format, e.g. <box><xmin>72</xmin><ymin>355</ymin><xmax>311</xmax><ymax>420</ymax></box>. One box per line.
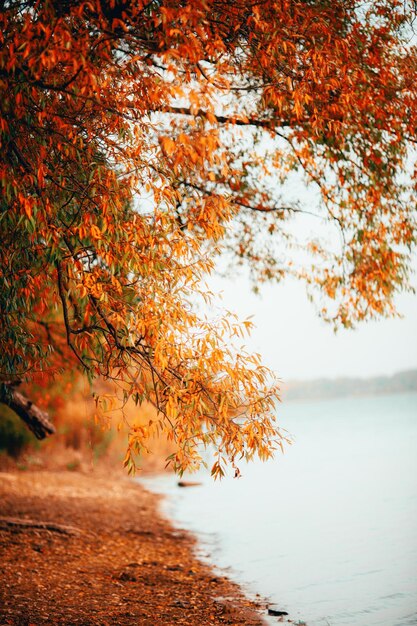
<box><xmin>140</xmin><ymin>393</ymin><xmax>417</xmax><ymax>625</ymax></box>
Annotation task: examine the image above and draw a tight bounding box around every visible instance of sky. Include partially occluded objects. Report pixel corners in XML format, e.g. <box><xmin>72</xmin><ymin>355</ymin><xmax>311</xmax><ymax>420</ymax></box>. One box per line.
<box><xmin>207</xmin><ymin>270</ymin><xmax>417</xmax><ymax>382</ymax></box>
<box><xmin>202</xmin><ymin>165</ymin><xmax>417</xmax><ymax>382</ymax></box>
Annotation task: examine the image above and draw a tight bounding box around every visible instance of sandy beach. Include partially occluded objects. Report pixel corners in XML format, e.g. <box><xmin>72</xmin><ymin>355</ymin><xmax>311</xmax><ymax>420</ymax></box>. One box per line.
<box><xmin>0</xmin><ymin>470</ymin><xmax>266</xmax><ymax>625</ymax></box>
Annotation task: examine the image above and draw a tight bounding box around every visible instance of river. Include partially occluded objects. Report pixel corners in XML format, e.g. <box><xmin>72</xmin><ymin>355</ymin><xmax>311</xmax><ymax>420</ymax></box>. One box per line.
<box><xmin>140</xmin><ymin>392</ymin><xmax>417</xmax><ymax>625</ymax></box>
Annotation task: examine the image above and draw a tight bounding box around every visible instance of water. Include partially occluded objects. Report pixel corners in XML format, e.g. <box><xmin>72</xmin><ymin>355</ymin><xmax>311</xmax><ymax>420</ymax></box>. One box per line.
<box><xmin>140</xmin><ymin>393</ymin><xmax>417</xmax><ymax>625</ymax></box>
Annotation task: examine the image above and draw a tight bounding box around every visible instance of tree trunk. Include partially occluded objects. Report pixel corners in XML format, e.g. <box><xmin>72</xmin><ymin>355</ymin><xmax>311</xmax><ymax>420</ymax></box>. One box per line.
<box><xmin>1</xmin><ymin>385</ymin><xmax>56</xmax><ymax>439</ymax></box>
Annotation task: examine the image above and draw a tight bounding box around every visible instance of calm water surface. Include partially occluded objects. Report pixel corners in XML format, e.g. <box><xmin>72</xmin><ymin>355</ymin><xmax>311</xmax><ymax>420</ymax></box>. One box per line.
<box><xmin>140</xmin><ymin>393</ymin><xmax>417</xmax><ymax>625</ymax></box>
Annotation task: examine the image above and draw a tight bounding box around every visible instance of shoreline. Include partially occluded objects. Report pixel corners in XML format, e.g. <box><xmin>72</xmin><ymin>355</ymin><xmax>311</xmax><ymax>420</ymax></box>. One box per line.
<box><xmin>0</xmin><ymin>470</ymin><xmax>268</xmax><ymax>625</ymax></box>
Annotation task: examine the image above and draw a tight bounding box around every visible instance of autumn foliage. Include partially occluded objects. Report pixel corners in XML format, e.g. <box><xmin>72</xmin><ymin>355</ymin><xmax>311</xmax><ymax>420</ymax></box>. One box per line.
<box><xmin>1</xmin><ymin>0</ymin><xmax>416</xmax><ymax>474</ymax></box>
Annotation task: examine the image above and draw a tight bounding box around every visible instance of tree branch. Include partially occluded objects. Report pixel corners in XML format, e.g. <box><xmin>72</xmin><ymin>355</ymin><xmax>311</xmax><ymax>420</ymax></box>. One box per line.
<box><xmin>0</xmin><ymin>516</ymin><xmax>81</xmax><ymax>535</ymax></box>
<box><xmin>55</xmin><ymin>261</ymin><xmax>89</xmax><ymax>369</ymax></box>
<box><xmin>159</xmin><ymin>105</ymin><xmax>292</xmax><ymax>129</ymax></box>
<box><xmin>1</xmin><ymin>383</ymin><xmax>56</xmax><ymax>440</ymax></box>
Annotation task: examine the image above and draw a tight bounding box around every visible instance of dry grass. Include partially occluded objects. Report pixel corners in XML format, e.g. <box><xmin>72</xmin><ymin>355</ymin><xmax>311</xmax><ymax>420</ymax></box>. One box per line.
<box><xmin>1</xmin><ymin>379</ymin><xmax>175</xmax><ymax>475</ymax></box>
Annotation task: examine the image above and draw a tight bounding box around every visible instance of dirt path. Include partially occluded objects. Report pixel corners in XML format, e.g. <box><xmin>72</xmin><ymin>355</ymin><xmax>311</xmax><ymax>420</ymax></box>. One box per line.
<box><xmin>0</xmin><ymin>471</ymin><xmax>267</xmax><ymax>625</ymax></box>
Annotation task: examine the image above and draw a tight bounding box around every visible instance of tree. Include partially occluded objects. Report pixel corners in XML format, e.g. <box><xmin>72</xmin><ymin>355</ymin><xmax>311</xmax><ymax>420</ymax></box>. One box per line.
<box><xmin>1</xmin><ymin>0</ymin><xmax>416</xmax><ymax>475</ymax></box>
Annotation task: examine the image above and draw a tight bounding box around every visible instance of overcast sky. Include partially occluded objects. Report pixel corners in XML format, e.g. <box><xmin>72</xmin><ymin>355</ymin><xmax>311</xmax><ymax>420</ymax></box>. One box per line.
<box><xmin>203</xmin><ymin>165</ymin><xmax>417</xmax><ymax>382</ymax></box>
<box><xmin>208</xmin><ymin>269</ymin><xmax>417</xmax><ymax>382</ymax></box>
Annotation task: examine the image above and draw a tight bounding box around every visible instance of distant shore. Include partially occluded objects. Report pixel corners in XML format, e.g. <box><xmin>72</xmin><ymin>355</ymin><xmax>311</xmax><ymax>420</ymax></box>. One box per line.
<box><xmin>0</xmin><ymin>470</ymin><xmax>266</xmax><ymax>625</ymax></box>
<box><xmin>282</xmin><ymin>368</ymin><xmax>417</xmax><ymax>402</ymax></box>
